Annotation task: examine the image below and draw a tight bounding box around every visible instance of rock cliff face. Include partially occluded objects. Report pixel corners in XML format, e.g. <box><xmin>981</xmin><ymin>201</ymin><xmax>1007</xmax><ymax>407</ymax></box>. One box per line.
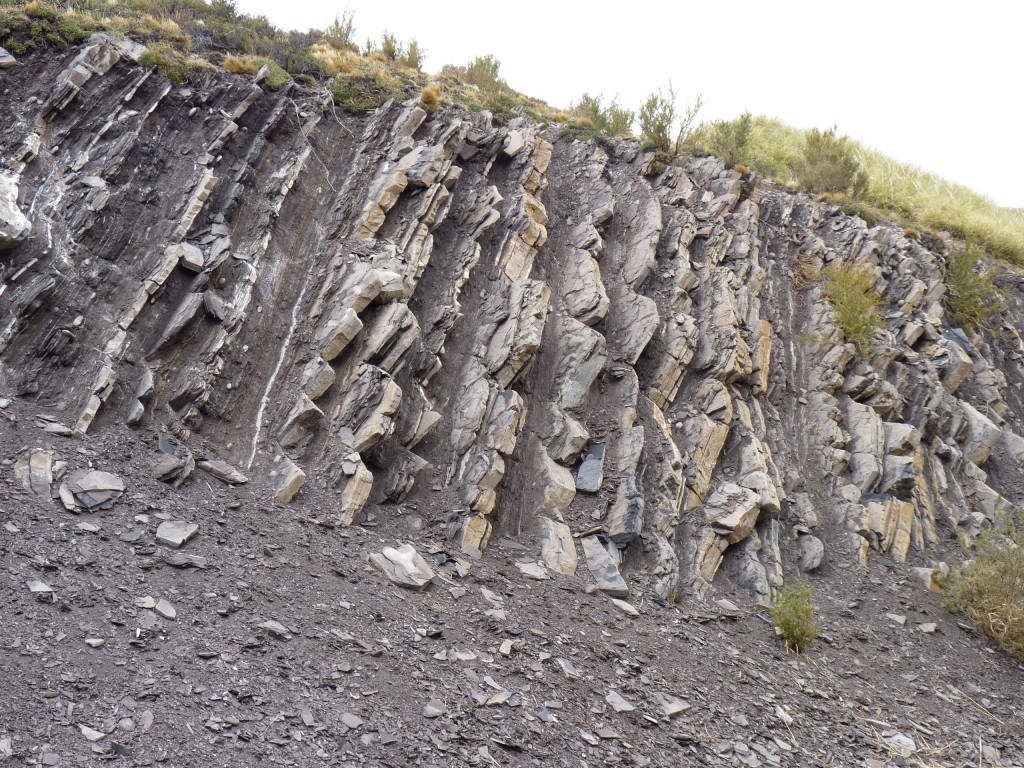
<box><xmin>3</xmin><ymin>36</ymin><xmax>1024</xmax><ymax>607</ymax></box>
<box><xmin>6</xmin><ymin>38</ymin><xmax>1024</xmax><ymax>768</ymax></box>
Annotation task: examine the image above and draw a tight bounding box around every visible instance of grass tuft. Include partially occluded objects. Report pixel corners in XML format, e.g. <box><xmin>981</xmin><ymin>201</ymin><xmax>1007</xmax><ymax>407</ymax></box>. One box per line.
<box><xmin>943</xmin><ymin>241</ymin><xmax>1006</xmax><ymax>333</ymax></box>
<box><xmin>420</xmin><ymin>84</ymin><xmax>440</xmax><ymax>112</ymax></box>
<box><xmin>823</xmin><ymin>262</ymin><xmax>883</xmax><ymax>354</ymax></box>
<box><xmin>941</xmin><ymin>516</ymin><xmax>1024</xmax><ymax>660</ymax></box>
<box><xmin>138</xmin><ymin>42</ymin><xmax>190</xmax><ymax>86</ymax></box>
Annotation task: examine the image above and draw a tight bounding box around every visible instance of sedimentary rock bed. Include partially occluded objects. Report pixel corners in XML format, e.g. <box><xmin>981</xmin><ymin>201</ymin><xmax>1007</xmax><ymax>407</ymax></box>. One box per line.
<box><xmin>4</xmin><ymin>37</ymin><xmax>1024</xmax><ymax>605</ymax></box>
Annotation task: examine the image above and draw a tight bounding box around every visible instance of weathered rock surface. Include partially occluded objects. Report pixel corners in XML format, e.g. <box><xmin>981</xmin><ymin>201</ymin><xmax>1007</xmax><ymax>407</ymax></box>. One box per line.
<box><xmin>2</xmin><ymin>41</ymin><xmax>1024</xmax><ymax>647</ymax></box>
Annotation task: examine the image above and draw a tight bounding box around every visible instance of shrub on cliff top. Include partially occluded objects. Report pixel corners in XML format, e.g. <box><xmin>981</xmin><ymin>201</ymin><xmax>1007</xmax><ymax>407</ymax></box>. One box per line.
<box><xmin>794</xmin><ymin>127</ymin><xmax>870</xmax><ymax>198</ymax></box>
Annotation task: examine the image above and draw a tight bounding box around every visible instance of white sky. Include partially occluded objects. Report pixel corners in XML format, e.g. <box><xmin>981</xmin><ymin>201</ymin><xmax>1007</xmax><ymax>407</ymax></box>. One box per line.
<box><xmin>237</xmin><ymin>0</ymin><xmax>1024</xmax><ymax>208</ymax></box>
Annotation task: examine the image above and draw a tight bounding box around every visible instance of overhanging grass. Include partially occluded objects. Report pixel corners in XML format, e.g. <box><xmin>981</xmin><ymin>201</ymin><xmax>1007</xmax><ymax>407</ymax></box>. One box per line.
<box><xmin>710</xmin><ymin>115</ymin><xmax>1024</xmax><ymax>264</ymax></box>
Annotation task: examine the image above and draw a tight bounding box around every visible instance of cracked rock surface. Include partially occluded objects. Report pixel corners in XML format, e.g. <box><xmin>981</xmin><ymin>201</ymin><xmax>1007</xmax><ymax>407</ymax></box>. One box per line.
<box><xmin>1</xmin><ymin>40</ymin><xmax>1023</xmax><ymax>767</ymax></box>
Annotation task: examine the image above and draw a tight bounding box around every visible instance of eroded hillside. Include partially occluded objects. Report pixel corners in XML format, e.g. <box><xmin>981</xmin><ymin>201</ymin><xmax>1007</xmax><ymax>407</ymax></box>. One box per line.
<box><xmin>1</xmin><ymin>37</ymin><xmax>1023</xmax><ymax>767</ymax></box>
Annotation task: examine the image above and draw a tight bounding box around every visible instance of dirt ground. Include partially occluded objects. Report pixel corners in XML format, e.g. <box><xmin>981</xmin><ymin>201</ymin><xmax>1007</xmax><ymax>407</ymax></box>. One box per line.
<box><xmin>2</xmin><ymin>396</ymin><xmax>1022</xmax><ymax>768</ymax></box>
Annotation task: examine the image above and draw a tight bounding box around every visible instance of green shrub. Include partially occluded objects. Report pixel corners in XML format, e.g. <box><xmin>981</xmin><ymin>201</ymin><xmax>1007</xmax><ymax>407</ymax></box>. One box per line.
<box><xmin>324</xmin><ymin>10</ymin><xmax>356</xmax><ymax>50</ymax></box>
<box><xmin>822</xmin><ymin>262</ymin><xmax>883</xmax><ymax>354</ymax></box>
<box><xmin>402</xmin><ymin>38</ymin><xmax>424</xmax><ymax>70</ymax></box>
<box><xmin>138</xmin><ymin>42</ymin><xmax>191</xmax><ymax>86</ymax></box>
<box><xmin>941</xmin><ymin>516</ymin><xmax>1024</xmax><ymax>659</ymax></box>
<box><xmin>795</xmin><ymin>127</ymin><xmax>870</xmax><ymax>197</ymax></box>
<box><xmin>771</xmin><ymin>580</ymin><xmax>819</xmax><ymax>653</ymax></box>
<box><xmin>706</xmin><ymin>112</ymin><xmax>753</xmax><ymax>168</ymax></box>
<box><xmin>943</xmin><ymin>241</ymin><xmax>1005</xmax><ymax>332</ymax></box>
<box><xmin>465</xmin><ymin>54</ymin><xmax>502</xmax><ymax>90</ymax></box>
<box><xmin>379</xmin><ymin>31</ymin><xmax>400</xmax><ymax>61</ymax></box>
<box><xmin>570</xmin><ymin>92</ymin><xmax>634</xmax><ymax>138</ymax></box>
<box><xmin>638</xmin><ymin>83</ymin><xmax>676</xmax><ymax>152</ymax></box>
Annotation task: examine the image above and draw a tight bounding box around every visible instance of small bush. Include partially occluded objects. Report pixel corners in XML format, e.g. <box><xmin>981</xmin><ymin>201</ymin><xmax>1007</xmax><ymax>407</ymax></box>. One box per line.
<box><xmin>795</xmin><ymin>127</ymin><xmax>870</xmax><ymax>197</ymax></box>
<box><xmin>771</xmin><ymin>580</ymin><xmax>819</xmax><ymax>653</ymax></box>
<box><xmin>706</xmin><ymin>112</ymin><xmax>753</xmax><ymax>168</ymax></box>
<box><xmin>943</xmin><ymin>241</ymin><xmax>1005</xmax><ymax>332</ymax></box>
<box><xmin>822</xmin><ymin>262</ymin><xmax>883</xmax><ymax>354</ymax></box>
<box><xmin>465</xmin><ymin>54</ymin><xmax>502</xmax><ymax>90</ymax></box>
<box><xmin>324</xmin><ymin>10</ymin><xmax>356</xmax><ymax>50</ymax></box>
<box><xmin>379</xmin><ymin>31</ymin><xmax>400</xmax><ymax>61</ymax></box>
<box><xmin>570</xmin><ymin>92</ymin><xmax>634</xmax><ymax>138</ymax></box>
<box><xmin>942</xmin><ymin>517</ymin><xmax>1024</xmax><ymax>659</ymax></box>
<box><xmin>402</xmin><ymin>38</ymin><xmax>424</xmax><ymax>70</ymax></box>
<box><xmin>638</xmin><ymin>83</ymin><xmax>676</xmax><ymax>152</ymax></box>
<box><xmin>420</xmin><ymin>84</ymin><xmax>440</xmax><ymax>111</ymax></box>
<box><xmin>138</xmin><ymin>42</ymin><xmax>191</xmax><ymax>86</ymax></box>
<box><xmin>223</xmin><ymin>52</ymin><xmax>258</xmax><ymax>74</ymax></box>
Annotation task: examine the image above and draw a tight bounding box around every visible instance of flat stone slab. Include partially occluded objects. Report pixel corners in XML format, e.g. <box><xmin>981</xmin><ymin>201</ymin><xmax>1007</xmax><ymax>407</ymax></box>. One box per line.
<box><xmin>59</xmin><ymin>469</ymin><xmax>125</xmax><ymax>512</ymax></box>
<box><xmin>155</xmin><ymin>520</ymin><xmax>198</xmax><ymax>549</ymax></box>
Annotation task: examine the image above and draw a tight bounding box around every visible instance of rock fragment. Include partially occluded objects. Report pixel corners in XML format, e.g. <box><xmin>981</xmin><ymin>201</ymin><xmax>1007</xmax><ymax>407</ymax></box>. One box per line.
<box><xmin>197</xmin><ymin>458</ymin><xmax>248</xmax><ymax>484</ymax></box>
<box><xmin>272</xmin><ymin>458</ymin><xmax>306</xmax><ymax>503</ymax></box>
<box><xmin>14</xmin><ymin>449</ymin><xmax>53</xmax><ymax>497</ymax></box>
<box><xmin>154</xmin><ymin>599</ymin><xmax>177</xmax><ymax>620</ymax></box>
<box><xmin>155</xmin><ymin>520</ymin><xmax>198</xmax><ymax>548</ymax></box>
<box><xmin>59</xmin><ymin>470</ymin><xmax>125</xmax><ymax>512</ymax></box>
<box><xmin>259</xmin><ymin>620</ymin><xmax>292</xmax><ymax>640</ymax></box>
<box><xmin>606</xmin><ymin>691</ymin><xmax>635</xmax><ymax>713</ymax></box>
<box><xmin>369</xmin><ymin>544</ymin><xmax>435</xmax><ymax>589</ymax></box>
<box><xmin>423</xmin><ymin>699</ymin><xmax>447</xmax><ymax>718</ymax></box>
<box><xmin>581</xmin><ymin>536</ymin><xmax>628</xmax><ymax>597</ymax></box>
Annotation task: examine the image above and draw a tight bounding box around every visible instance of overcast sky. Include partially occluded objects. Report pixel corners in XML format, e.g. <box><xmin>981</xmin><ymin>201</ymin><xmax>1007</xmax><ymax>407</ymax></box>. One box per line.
<box><xmin>237</xmin><ymin>0</ymin><xmax>1023</xmax><ymax>208</ymax></box>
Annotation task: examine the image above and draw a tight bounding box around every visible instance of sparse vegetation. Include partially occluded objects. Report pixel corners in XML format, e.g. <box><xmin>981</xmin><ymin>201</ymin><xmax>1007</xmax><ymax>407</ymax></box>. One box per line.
<box><xmin>638</xmin><ymin>83</ymin><xmax>676</xmax><ymax>152</ymax></box>
<box><xmin>823</xmin><ymin>262</ymin><xmax>883</xmax><ymax>354</ymax></box>
<box><xmin>2</xmin><ymin>4</ymin><xmax>1022</xmax><ymax>263</ymax></box>
<box><xmin>464</xmin><ymin>54</ymin><xmax>502</xmax><ymax>91</ymax></box>
<box><xmin>703</xmin><ymin>112</ymin><xmax>753</xmax><ymax>169</ymax></box>
<box><xmin>138</xmin><ymin>42</ymin><xmax>191</xmax><ymax>86</ymax></box>
<box><xmin>569</xmin><ymin>92</ymin><xmax>634</xmax><ymax>138</ymax></box>
<box><xmin>330</xmin><ymin>72</ymin><xmax>401</xmax><ymax>112</ymax></box>
<box><xmin>794</xmin><ymin>127</ymin><xmax>870</xmax><ymax>198</ymax></box>
<box><xmin>943</xmin><ymin>241</ymin><xmax>1006</xmax><ymax>332</ymax></box>
<box><xmin>941</xmin><ymin>516</ymin><xmax>1024</xmax><ymax>660</ymax></box>
<box><xmin>771</xmin><ymin>580</ymin><xmax>819</xmax><ymax>653</ymax></box>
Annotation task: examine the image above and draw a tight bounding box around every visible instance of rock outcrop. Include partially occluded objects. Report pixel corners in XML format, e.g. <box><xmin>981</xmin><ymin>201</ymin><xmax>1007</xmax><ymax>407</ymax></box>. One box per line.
<box><xmin>3</xmin><ymin>37</ymin><xmax>1024</xmax><ymax>611</ymax></box>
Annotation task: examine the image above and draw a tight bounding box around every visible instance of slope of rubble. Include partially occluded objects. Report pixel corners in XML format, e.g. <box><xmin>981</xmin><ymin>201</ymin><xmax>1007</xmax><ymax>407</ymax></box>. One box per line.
<box><xmin>1</xmin><ymin>37</ymin><xmax>1023</xmax><ymax>766</ymax></box>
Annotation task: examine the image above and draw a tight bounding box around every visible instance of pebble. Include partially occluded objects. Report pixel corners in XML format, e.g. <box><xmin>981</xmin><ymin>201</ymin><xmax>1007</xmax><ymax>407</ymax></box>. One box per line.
<box><xmin>155</xmin><ymin>599</ymin><xmax>177</xmax><ymax>620</ymax></box>
<box><xmin>79</xmin><ymin>725</ymin><xmax>105</xmax><ymax>742</ymax></box>
<box><xmin>423</xmin><ymin>699</ymin><xmax>446</xmax><ymax>718</ymax></box>
<box><xmin>341</xmin><ymin>713</ymin><xmax>363</xmax><ymax>729</ymax></box>
<box><xmin>515</xmin><ymin>561</ymin><xmax>550</xmax><ymax>580</ymax></box>
<box><xmin>606</xmin><ymin>690</ymin><xmax>635</xmax><ymax>713</ymax></box>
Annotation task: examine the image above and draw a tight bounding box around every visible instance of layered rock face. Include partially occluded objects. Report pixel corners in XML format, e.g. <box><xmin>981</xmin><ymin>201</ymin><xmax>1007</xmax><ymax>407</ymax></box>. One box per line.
<box><xmin>3</xmin><ymin>37</ymin><xmax>1023</xmax><ymax>605</ymax></box>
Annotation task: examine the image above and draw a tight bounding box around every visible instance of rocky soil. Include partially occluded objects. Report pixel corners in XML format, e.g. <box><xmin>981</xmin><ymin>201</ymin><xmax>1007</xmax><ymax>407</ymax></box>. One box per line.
<box><xmin>1</xmin><ymin>38</ymin><xmax>1023</xmax><ymax>766</ymax></box>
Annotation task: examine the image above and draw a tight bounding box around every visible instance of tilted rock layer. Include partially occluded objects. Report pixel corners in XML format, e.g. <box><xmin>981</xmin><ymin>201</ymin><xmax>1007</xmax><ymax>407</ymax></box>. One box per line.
<box><xmin>4</xmin><ymin>38</ymin><xmax>1024</xmax><ymax>606</ymax></box>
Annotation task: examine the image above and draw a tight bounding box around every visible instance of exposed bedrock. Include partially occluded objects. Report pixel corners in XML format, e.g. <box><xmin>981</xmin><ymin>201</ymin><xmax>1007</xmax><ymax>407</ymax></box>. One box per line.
<box><xmin>4</xmin><ymin>39</ymin><xmax>1024</xmax><ymax>606</ymax></box>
